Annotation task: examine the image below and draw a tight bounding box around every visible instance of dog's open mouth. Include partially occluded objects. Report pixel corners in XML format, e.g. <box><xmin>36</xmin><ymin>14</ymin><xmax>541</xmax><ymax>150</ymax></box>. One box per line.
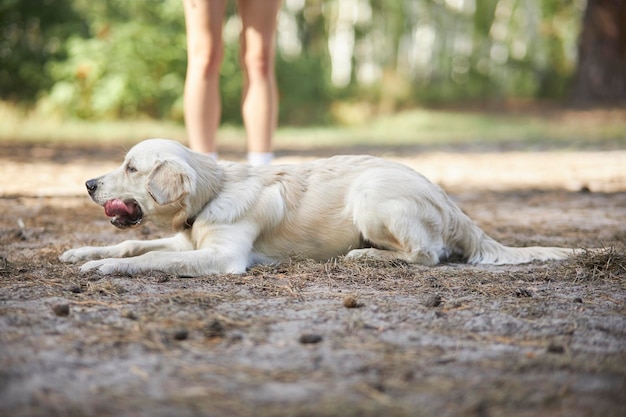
<box><xmin>104</xmin><ymin>199</ymin><xmax>143</xmax><ymax>229</ymax></box>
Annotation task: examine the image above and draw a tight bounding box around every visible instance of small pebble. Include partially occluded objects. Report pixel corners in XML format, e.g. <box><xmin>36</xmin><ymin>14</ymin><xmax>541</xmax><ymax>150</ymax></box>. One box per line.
<box><xmin>343</xmin><ymin>295</ymin><xmax>361</xmax><ymax>308</ymax></box>
<box><xmin>52</xmin><ymin>304</ymin><xmax>70</xmax><ymax>317</ymax></box>
<box><xmin>299</xmin><ymin>334</ymin><xmax>323</xmax><ymax>344</ymax></box>
<box><xmin>172</xmin><ymin>329</ymin><xmax>189</xmax><ymax>341</ymax></box>
<box><xmin>573</xmin><ymin>297</ymin><xmax>583</xmax><ymax>304</ymax></box>
<box><xmin>69</xmin><ymin>286</ymin><xmax>82</xmax><ymax>294</ymax></box>
<box><xmin>547</xmin><ymin>343</ymin><xmax>565</xmax><ymax>354</ymax></box>
<box><xmin>424</xmin><ymin>294</ymin><xmax>442</xmax><ymax>308</ymax></box>
<box><xmin>121</xmin><ymin>310</ymin><xmax>138</xmax><ymax>320</ymax></box>
<box><xmin>515</xmin><ymin>288</ymin><xmax>533</xmax><ymax>298</ymax></box>
<box><xmin>204</xmin><ymin>318</ymin><xmax>226</xmax><ymax>338</ymax></box>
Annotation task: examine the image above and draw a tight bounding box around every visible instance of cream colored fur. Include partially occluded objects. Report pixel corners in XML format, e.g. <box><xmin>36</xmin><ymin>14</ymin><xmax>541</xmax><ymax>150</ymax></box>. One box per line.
<box><xmin>60</xmin><ymin>139</ymin><xmax>576</xmax><ymax>276</ymax></box>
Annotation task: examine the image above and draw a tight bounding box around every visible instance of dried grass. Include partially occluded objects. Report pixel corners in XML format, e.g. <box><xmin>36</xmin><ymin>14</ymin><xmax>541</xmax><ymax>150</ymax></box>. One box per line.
<box><xmin>565</xmin><ymin>247</ymin><xmax>626</xmax><ymax>282</ymax></box>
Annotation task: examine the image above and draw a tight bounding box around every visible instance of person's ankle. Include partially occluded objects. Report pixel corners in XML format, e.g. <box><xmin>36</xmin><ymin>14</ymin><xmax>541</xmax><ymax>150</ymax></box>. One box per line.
<box><xmin>204</xmin><ymin>152</ymin><xmax>218</xmax><ymax>161</ymax></box>
<box><xmin>247</xmin><ymin>152</ymin><xmax>273</xmax><ymax>166</ymax></box>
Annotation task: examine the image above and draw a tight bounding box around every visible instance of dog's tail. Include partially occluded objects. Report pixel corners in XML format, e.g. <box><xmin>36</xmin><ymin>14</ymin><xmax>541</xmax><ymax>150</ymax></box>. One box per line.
<box><xmin>451</xmin><ymin>211</ymin><xmax>575</xmax><ymax>265</ymax></box>
<box><xmin>466</xmin><ymin>235</ymin><xmax>574</xmax><ymax>265</ymax></box>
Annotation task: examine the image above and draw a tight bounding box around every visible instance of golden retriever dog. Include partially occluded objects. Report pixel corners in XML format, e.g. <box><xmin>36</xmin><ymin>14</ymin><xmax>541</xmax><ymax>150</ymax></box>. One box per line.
<box><xmin>60</xmin><ymin>139</ymin><xmax>576</xmax><ymax>276</ymax></box>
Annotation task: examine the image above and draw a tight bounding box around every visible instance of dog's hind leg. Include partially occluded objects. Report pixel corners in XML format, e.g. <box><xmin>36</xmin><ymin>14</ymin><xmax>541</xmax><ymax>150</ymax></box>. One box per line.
<box><xmin>348</xmin><ymin>205</ymin><xmax>446</xmax><ymax>266</ymax></box>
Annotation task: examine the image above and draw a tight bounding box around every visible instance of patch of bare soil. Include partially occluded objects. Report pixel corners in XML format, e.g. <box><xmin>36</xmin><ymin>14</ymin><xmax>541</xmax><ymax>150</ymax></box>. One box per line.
<box><xmin>0</xmin><ymin>142</ymin><xmax>625</xmax><ymax>417</ymax></box>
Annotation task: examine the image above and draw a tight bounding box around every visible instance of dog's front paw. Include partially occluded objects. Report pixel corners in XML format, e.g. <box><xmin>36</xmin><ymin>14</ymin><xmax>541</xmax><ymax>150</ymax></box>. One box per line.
<box><xmin>60</xmin><ymin>247</ymin><xmax>97</xmax><ymax>263</ymax></box>
<box><xmin>80</xmin><ymin>259</ymin><xmax>130</xmax><ymax>275</ymax></box>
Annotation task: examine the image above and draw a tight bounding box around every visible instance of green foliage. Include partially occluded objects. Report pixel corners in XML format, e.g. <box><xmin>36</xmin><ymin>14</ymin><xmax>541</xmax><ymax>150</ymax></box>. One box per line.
<box><xmin>276</xmin><ymin>53</ymin><xmax>334</xmax><ymax>125</ymax></box>
<box><xmin>2</xmin><ymin>0</ymin><xmax>585</xmax><ymax>125</ymax></box>
<box><xmin>218</xmin><ymin>43</ymin><xmax>244</xmax><ymax>125</ymax></box>
<box><xmin>35</xmin><ymin>0</ymin><xmax>334</xmax><ymax>124</ymax></box>
<box><xmin>40</xmin><ymin>0</ymin><xmax>187</xmax><ymax>119</ymax></box>
<box><xmin>0</xmin><ymin>0</ymin><xmax>84</xmax><ymax>102</ymax></box>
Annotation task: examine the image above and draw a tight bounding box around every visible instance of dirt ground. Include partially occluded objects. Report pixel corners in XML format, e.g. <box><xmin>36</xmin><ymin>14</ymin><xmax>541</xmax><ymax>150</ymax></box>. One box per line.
<box><xmin>0</xmin><ymin>141</ymin><xmax>625</xmax><ymax>417</ymax></box>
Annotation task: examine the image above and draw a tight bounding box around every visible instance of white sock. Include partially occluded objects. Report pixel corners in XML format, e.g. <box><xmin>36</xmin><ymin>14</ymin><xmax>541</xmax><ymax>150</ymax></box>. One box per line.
<box><xmin>247</xmin><ymin>152</ymin><xmax>274</xmax><ymax>166</ymax></box>
<box><xmin>204</xmin><ymin>152</ymin><xmax>218</xmax><ymax>162</ymax></box>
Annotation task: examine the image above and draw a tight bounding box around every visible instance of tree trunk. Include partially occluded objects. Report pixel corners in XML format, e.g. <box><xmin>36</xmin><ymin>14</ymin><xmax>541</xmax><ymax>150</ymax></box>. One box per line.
<box><xmin>570</xmin><ymin>0</ymin><xmax>626</xmax><ymax>105</ymax></box>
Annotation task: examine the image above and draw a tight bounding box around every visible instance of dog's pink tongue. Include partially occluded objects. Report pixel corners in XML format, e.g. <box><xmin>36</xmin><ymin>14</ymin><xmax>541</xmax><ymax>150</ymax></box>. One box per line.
<box><xmin>104</xmin><ymin>199</ymin><xmax>132</xmax><ymax>217</ymax></box>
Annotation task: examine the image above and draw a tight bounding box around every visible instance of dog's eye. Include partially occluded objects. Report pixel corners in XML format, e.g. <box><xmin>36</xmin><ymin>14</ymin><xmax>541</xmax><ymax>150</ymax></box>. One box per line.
<box><xmin>126</xmin><ymin>164</ymin><xmax>137</xmax><ymax>174</ymax></box>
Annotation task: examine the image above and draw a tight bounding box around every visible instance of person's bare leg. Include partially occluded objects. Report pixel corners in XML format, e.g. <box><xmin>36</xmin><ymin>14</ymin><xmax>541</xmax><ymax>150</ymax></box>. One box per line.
<box><xmin>183</xmin><ymin>0</ymin><xmax>227</xmax><ymax>155</ymax></box>
<box><xmin>238</xmin><ymin>0</ymin><xmax>281</xmax><ymax>164</ymax></box>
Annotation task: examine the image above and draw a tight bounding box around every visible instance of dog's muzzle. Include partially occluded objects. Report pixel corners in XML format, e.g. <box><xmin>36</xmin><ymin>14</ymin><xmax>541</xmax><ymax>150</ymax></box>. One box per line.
<box><xmin>85</xmin><ymin>178</ymin><xmax>143</xmax><ymax>229</ymax></box>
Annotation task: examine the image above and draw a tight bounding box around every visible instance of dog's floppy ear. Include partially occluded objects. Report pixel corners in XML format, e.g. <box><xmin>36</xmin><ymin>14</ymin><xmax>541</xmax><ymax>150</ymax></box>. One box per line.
<box><xmin>146</xmin><ymin>160</ymin><xmax>190</xmax><ymax>205</ymax></box>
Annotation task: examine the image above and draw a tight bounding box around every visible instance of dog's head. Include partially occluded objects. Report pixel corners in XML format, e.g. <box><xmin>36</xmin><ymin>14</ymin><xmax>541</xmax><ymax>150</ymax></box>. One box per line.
<box><xmin>86</xmin><ymin>139</ymin><xmax>221</xmax><ymax>231</ymax></box>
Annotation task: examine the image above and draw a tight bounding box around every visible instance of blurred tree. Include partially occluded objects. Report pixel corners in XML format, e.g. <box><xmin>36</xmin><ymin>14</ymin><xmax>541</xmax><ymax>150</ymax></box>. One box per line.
<box><xmin>1</xmin><ymin>0</ymin><xmax>591</xmax><ymax>124</ymax></box>
<box><xmin>39</xmin><ymin>0</ymin><xmax>333</xmax><ymax>123</ymax></box>
<box><xmin>40</xmin><ymin>0</ymin><xmax>188</xmax><ymax>119</ymax></box>
<box><xmin>0</xmin><ymin>0</ymin><xmax>84</xmax><ymax>102</ymax></box>
<box><xmin>571</xmin><ymin>0</ymin><xmax>626</xmax><ymax>105</ymax></box>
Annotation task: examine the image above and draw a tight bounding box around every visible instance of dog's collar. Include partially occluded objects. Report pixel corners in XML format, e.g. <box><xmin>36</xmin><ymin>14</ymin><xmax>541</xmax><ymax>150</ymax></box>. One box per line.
<box><xmin>183</xmin><ymin>198</ymin><xmax>213</xmax><ymax>230</ymax></box>
<box><xmin>181</xmin><ymin>174</ymin><xmax>224</xmax><ymax>231</ymax></box>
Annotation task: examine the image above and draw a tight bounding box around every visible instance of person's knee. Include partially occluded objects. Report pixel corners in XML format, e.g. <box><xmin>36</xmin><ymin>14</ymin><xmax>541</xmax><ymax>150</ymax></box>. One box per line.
<box><xmin>242</xmin><ymin>45</ymin><xmax>273</xmax><ymax>80</ymax></box>
<box><xmin>189</xmin><ymin>41</ymin><xmax>224</xmax><ymax>76</ymax></box>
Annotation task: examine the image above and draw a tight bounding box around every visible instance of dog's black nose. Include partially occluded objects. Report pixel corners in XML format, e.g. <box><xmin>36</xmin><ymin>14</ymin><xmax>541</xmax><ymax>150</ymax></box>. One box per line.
<box><xmin>86</xmin><ymin>179</ymin><xmax>98</xmax><ymax>195</ymax></box>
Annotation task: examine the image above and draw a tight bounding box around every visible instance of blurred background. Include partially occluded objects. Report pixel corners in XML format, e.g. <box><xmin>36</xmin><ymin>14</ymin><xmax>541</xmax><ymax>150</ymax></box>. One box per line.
<box><xmin>0</xmin><ymin>0</ymin><xmax>624</xmax><ymax>144</ymax></box>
